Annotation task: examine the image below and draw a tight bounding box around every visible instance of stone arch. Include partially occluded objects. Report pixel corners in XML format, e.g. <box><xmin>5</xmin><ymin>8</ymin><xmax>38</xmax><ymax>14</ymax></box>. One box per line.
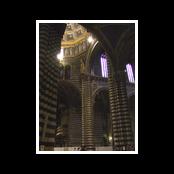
<box><xmin>84</xmin><ymin>40</ymin><xmax>99</xmax><ymax>74</ymax></box>
<box><xmin>80</xmin><ymin>24</ymin><xmax>114</xmax><ymax>60</ymax></box>
<box><xmin>92</xmin><ymin>87</ymin><xmax>111</xmax><ymax>146</ymax></box>
<box><xmin>92</xmin><ymin>86</ymin><xmax>108</xmax><ymax>104</ymax></box>
<box><xmin>114</xmin><ymin>25</ymin><xmax>135</xmax><ymax>71</ymax></box>
<box><xmin>85</xmin><ymin>40</ymin><xmax>112</xmax><ymax>78</ymax></box>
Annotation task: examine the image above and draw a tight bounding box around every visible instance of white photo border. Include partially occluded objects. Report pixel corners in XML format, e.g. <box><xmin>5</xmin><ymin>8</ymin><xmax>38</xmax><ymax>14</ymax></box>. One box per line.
<box><xmin>36</xmin><ymin>20</ymin><xmax>138</xmax><ymax>154</ymax></box>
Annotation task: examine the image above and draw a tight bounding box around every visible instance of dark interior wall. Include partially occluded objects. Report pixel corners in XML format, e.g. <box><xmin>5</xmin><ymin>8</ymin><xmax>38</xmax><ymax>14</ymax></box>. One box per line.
<box><xmin>56</xmin><ymin>80</ymin><xmax>82</xmax><ymax>147</ymax></box>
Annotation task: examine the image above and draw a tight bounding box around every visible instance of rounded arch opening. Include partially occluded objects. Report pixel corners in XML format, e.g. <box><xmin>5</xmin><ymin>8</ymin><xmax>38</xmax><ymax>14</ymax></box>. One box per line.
<box><xmin>93</xmin><ymin>88</ymin><xmax>112</xmax><ymax>147</ymax></box>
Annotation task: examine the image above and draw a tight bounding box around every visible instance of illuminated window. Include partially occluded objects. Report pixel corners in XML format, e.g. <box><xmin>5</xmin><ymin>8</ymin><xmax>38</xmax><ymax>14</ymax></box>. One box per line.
<box><xmin>126</xmin><ymin>64</ymin><xmax>134</xmax><ymax>83</ymax></box>
<box><xmin>100</xmin><ymin>53</ymin><xmax>108</xmax><ymax>78</ymax></box>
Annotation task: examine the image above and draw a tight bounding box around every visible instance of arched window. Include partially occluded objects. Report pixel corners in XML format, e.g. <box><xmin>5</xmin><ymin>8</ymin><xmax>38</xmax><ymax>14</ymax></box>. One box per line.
<box><xmin>65</xmin><ymin>65</ymin><xmax>71</xmax><ymax>80</ymax></box>
<box><xmin>126</xmin><ymin>63</ymin><xmax>134</xmax><ymax>83</ymax></box>
<box><xmin>100</xmin><ymin>53</ymin><xmax>108</xmax><ymax>78</ymax></box>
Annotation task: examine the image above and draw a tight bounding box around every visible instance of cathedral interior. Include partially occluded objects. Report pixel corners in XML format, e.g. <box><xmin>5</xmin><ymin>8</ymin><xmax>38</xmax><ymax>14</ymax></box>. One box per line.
<box><xmin>39</xmin><ymin>22</ymin><xmax>135</xmax><ymax>151</ymax></box>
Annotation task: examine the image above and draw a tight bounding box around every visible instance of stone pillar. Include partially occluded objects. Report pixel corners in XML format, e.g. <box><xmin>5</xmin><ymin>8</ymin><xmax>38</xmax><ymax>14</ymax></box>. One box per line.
<box><xmin>39</xmin><ymin>24</ymin><xmax>65</xmax><ymax>150</ymax></box>
<box><xmin>115</xmin><ymin>70</ymin><xmax>134</xmax><ymax>150</ymax></box>
<box><xmin>39</xmin><ymin>24</ymin><xmax>49</xmax><ymax>60</ymax></box>
<box><xmin>81</xmin><ymin>74</ymin><xmax>95</xmax><ymax>150</ymax></box>
<box><xmin>107</xmin><ymin>57</ymin><xmax>134</xmax><ymax>151</ymax></box>
<box><xmin>39</xmin><ymin>24</ymin><xmax>50</xmax><ymax>147</ymax></box>
<box><xmin>81</xmin><ymin>78</ymin><xmax>85</xmax><ymax>147</ymax></box>
<box><xmin>106</xmin><ymin>58</ymin><xmax>119</xmax><ymax>149</ymax></box>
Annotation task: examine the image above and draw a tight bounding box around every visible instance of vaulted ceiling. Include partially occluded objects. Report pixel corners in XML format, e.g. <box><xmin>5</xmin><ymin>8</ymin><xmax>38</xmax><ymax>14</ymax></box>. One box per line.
<box><xmin>61</xmin><ymin>23</ymin><xmax>90</xmax><ymax>48</ymax></box>
<box><xmin>81</xmin><ymin>23</ymin><xmax>135</xmax><ymax>70</ymax></box>
<box><xmin>55</xmin><ymin>22</ymin><xmax>135</xmax><ymax>71</ymax></box>
<box><xmin>81</xmin><ymin>23</ymin><xmax>134</xmax><ymax>53</ymax></box>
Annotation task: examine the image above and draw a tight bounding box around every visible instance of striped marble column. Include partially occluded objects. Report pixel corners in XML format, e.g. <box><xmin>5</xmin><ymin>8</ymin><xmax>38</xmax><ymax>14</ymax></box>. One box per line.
<box><xmin>39</xmin><ymin>23</ymin><xmax>50</xmax><ymax>146</ymax></box>
<box><xmin>81</xmin><ymin>74</ymin><xmax>95</xmax><ymax>150</ymax></box>
<box><xmin>39</xmin><ymin>24</ymin><xmax>64</xmax><ymax>150</ymax></box>
<box><xmin>107</xmin><ymin>57</ymin><xmax>134</xmax><ymax>150</ymax></box>
<box><xmin>106</xmin><ymin>57</ymin><xmax>120</xmax><ymax>150</ymax></box>
<box><xmin>115</xmin><ymin>71</ymin><xmax>134</xmax><ymax>150</ymax></box>
<box><xmin>84</xmin><ymin>75</ymin><xmax>95</xmax><ymax>150</ymax></box>
<box><xmin>81</xmin><ymin>78</ymin><xmax>85</xmax><ymax>147</ymax></box>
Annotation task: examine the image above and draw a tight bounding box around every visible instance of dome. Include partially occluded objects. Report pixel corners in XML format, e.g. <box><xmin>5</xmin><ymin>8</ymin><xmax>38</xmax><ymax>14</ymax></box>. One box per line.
<box><xmin>61</xmin><ymin>23</ymin><xmax>90</xmax><ymax>48</ymax></box>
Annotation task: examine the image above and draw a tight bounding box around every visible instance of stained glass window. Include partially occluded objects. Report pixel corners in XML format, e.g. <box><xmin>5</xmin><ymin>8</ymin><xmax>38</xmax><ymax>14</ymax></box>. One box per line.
<box><xmin>126</xmin><ymin>64</ymin><xmax>134</xmax><ymax>83</ymax></box>
<box><xmin>100</xmin><ymin>53</ymin><xmax>108</xmax><ymax>78</ymax></box>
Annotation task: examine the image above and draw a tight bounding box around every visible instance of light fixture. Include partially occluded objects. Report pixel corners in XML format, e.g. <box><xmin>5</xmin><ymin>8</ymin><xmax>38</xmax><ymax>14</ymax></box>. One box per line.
<box><xmin>87</xmin><ymin>35</ymin><xmax>93</xmax><ymax>43</ymax></box>
<box><xmin>57</xmin><ymin>48</ymin><xmax>64</xmax><ymax>61</ymax></box>
<box><xmin>109</xmin><ymin>136</ymin><xmax>112</xmax><ymax>142</ymax></box>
